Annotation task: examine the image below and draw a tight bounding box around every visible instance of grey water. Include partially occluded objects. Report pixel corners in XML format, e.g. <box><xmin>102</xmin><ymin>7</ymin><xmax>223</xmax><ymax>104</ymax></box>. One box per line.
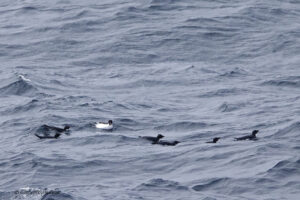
<box><xmin>0</xmin><ymin>0</ymin><xmax>300</xmax><ymax>199</ymax></box>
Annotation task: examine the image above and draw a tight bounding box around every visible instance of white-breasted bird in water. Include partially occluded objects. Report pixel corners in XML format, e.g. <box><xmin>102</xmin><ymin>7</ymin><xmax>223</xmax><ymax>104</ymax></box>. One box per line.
<box><xmin>95</xmin><ymin>120</ymin><xmax>113</xmax><ymax>130</ymax></box>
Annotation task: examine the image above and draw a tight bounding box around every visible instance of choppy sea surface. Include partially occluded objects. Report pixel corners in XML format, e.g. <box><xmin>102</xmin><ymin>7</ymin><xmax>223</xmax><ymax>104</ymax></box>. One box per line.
<box><xmin>1</xmin><ymin>0</ymin><xmax>300</xmax><ymax>199</ymax></box>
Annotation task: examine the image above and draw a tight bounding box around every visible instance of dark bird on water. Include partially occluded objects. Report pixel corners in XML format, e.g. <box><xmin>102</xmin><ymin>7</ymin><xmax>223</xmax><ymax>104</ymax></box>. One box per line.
<box><xmin>35</xmin><ymin>133</ymin><xmax>61</xmax><ymax>139</ymax></box>
<box><xmin>40</xmin><ymin>125</ymin><xmax>70</xmax><ymax>133</ymax></box>
<box><xmin>139</xmin><ymin>134</ymin><xmax>164</xmax><ymax>144</ymax></box>
<box><xmin>206</xmin><ymin>137</ymin><xmax>220</xmax><ymax>143</ymax></box>
<box><xmin>35</xmin><ymin>125</ymin><xmax>70</xmax><ymax>139</ymax></box>
<box><xmin>156</xmin><ymin>140</ymin><xmax>180</xmax><ymax>146</ymax></box>
<box><xmin>235</xmin><ymin>130</ymin><xmax>259</xmax><ymax>141</ymax></box>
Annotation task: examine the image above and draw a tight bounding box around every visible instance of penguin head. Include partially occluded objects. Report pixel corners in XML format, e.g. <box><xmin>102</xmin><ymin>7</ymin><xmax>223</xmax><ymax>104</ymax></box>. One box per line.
<box><xmin>157</xmin><ymin>134</ymin><xmax>164</xmax><ymax>139</ymax></box>
<box><xmin>64</xmin><ymin>125</ymin><xmax>70</xmax><ymax>130</ymax></box>
<box><xmin>213</xmin><ymin>137</ymin><xmax>220</xmax><ymax>143</ymax></box>
<box><xmin>252</xmin><ymin>130</ymin><xmax>259</xmax><ymax>136</ymax></box>
<box><xmin>108</xmin><ymin>120</ymin><xmax>113</xmax><ymax>125</ymax></box>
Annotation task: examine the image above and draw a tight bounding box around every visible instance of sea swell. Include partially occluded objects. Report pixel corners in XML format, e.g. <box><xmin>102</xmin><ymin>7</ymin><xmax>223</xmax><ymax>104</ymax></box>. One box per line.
<box><xmin>1</xmin><ymin>0</ymin><xmax>300</xmax><ymax>199</ymax></box>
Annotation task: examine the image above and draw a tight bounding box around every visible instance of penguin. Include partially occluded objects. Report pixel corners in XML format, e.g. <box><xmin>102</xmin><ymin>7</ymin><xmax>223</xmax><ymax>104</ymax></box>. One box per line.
<box><xmin>35</xmin><ymin>125</ymin><xmax>70</xmax><ymax>139</ymax></box>
<box><xmin>235</xmin><ymin>130</ymin><xmax>259</xmax><ymax>141</ymax></box>
<box><xmin>95</xmin><ymin>120</ymin><xmax>113</xmax><ymax>130</ymax></box>
<box><xmin>139</xmin><ymin>134</ymin><xmax>164</xmax><ymax>144</ymax></box>
<box><xmin>156</xmin><ymin>140</ymin><xmax>180</xmax><ymax>146</ymax></box>
<box><xmin>206</xmin><ymin>137</ymin><xmax>220</xmax><ymax>143</ymax></box>
<box><xmin>40</xmin><ymin>125</ymin><xmax>70</xmax><ymax>133</ymax></box>
<box><xmin>35</xmin><ymin>133</ymin><xmax>61</xmax><ymax>139</ymax></box>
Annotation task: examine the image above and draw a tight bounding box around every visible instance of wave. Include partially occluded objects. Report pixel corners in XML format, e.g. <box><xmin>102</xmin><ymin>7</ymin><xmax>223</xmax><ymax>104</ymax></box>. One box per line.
<box><xmin>217</xmin><ymin>102</ymin><xmax>248</xmax><ymax>112</ymax></box>
<box><xmin>2</xmin><ymin>151</ymin><xmax>115</xmax><ymax>173</ymax></box>
<box><xmin>270</xmin><ymin>122</ymin><xmax>300</xmax><ymax>138</ymax></box>
<box><xmin>155</xmin><ymin>121</ymin><xmax>212</xmax><ymax>131</ymax></box>
<box><xmin>0</xmin><ymin>76</ymin><xmax>38</xmax><ymax>96</ymax></box>
<box><xmin>198</xmin><ymin>88</ymin><xmax>246</xmax><ymax>98</ymax></box>
<box><xmin>185</xmin><ymin>17</ymin><xmax>220</xmax><ymax>24</ymax></box>
<box><xmin>218</xmin><ymin>68</ymin><xmax>248</xmax><ymax>78</ymax></box>
<box><xmin>29</xmin><ymin>37</ymin><xmax>83</xmax><ymax>52</ymax></box>
<box><xmin>0</xmin><ymin>187</ymin><xmax>76</xmax><ymax>200</ymax></box>
<box><xmin>58</xmin><ymin>9</ymin><xmax>90</xmax><ymax>21</ymax></box>
<box><xmin>192</xmin><ymin>178</ymin><xmax>230</xmax><ymax>191</ymax></box>
<box><xmin>218</xmin><ymin>102</ymin><xmax>238</xmax><ymax>112</ymax></box>
<box><xmin>272</xmin><ymin>39</ymin><xmax>294</xmax><ymax>53</ymax></box>
<box><xmin>4</xmin><ymin>99</ymin><xmax>40</xmax><ymax>114</ymax></box>
<box><xmin>147</xmin><ymin>5</ymin><xmax>180</xmax><ymax>12</ymax></box>
<box><xmin>233</xmin><ymin>6</ymin><xmax>279</xmax><ymax>27</ymax></box>
<box><xmin>202</xmin><ymin>31</ymin><xmax>234</xmax><ymax>40</ymax></box>
<box><xmin>150</xmin><ymin>0</ymin><xmax>181</xmax><ymax>4</ymax></box>
<box><xmin>59</xmin><ymin>19</ymin><xmax>102</xmax><ymax>33</ymax></box>
<box><xmin>134</xmin><ymin>178</ymin><xmax>188</xmax><ymax>191</ymax></box>
<box><xmin>14</xmin><ymin>6</ymin><xmax>40</xmax><ymax>15</ymax></box>
<box><xmin>1</xmin><ymin>1</ymin><xmax>300</xmax><ymax>199</ymax></box>
<box><xmin>54</xmin><ymin>95</ymin><xmax>95</xmax><ymax>103</ymax></box>
<box><xmin>66</xmin><ymin>134</ymin><xmax>138</xmax><ymax>146</ymax></box>
<box><xmin>266</xmin><ymin>159</ymin><xmax>300</xmax><ymax>179</ymax></box>
<box><xmin>112</xmin><ymin>79</ymin><xmax>174</xmax><ymax>89</ymax></box>
<box><xmin>262</xmin><ymin>76</ymin><xmax>300</xmax><ymax>88</ymax></box>
<box><xmin>41</xmin><ymin>191</ymin><xmax>75</xmax><ymax>200</ymax></box>
<box><xmin>192</xmin><ymin>177</ymin><xmax>260</xmax><ymax>196</ymax></box>
<box><xmin>114</xmin><ymin>1</ymin><xmax>187</xmax><ymax>21</ymax></box>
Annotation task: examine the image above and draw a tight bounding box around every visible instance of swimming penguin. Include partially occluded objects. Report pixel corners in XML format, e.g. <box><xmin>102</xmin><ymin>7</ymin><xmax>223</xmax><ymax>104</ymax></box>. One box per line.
<box><xmin>235</xmin><ymin>130</ymin><xmax>259</xmax><ymax>141</ymax></box>
<box><xmin>139</xmin><ymin>134</ymin><xmax>164</xmax><ymax>144</ymax></box>
<box><xmin>95</xmin><ymin>120</ymin><xmax>113</xmax><ymax>130</ymax></box>
<box><xmin>35</xmin><ymin>125</ymin><xmax>70</xmax><ymax>139</ymax></box>
<box><xmin>40</xmin><ymin>125</ymin><xmax>70</xmax><ymax>133</ymax></box>
<box><xmin>206</xmin><ymin>137</ymin><xmax>220</xmax><ymax>143</ymax></box>
<box><xmin>156</xmin><ymin>140</ymin><xmax>180</xmax><ymax>146</ymax></box>
<box><xmin>35</xmin><ymin>133</ymin><xmax>61</xmax><ymax>139</ymax></box>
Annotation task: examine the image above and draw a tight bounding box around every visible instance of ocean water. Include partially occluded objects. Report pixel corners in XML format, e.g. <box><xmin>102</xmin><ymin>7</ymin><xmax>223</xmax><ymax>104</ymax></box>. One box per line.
<box><xmin>0</xmin><ymin>0</ymin><xmax>300</xmax><ymax>199</ymax></box>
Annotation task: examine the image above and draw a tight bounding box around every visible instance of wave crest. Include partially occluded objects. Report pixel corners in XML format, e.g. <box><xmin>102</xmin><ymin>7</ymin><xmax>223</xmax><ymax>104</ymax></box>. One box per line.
<box><xmin>135</xmin><ymin>178</ymin><xmax>188</xmax><ymax>191</ymax></box>
<box><xmin>0</xmin><ymin>77</ymin><xmax>38</xmax><ymax>96</ymax></box>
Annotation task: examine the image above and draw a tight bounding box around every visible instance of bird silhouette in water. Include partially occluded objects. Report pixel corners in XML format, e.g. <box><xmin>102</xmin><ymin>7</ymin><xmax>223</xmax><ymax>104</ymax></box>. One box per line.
<box><xmin>235</xmin><ymin>130</ymin><xmax>259</xmax><ymax>141</ymax></box>
<box><xmin>35</xmin><ymin>125</ymin><xmax>70</xmax><ymax>139</ymax></box>
<box><xmin>206</xmin><ymin>137</ymin><xmax>220</xmax><ymax>143</ymax></box>
<box><xmin>35</xmin><ymin>133</ymin><xmax>61</xmax><ymax>139</ymax></box>
<box><xmin>40</xmin><ymin>125</ymin><xmax>70</xmax><ymax>133</ymax></box>
<box><xmin>156</xmin><ymin>140</ymin><xmax>180</xmax><ymax>146</ymax></box>
<box><xmin>139</xmin><ymin>134</ymin><xmax>164</xmax><ymax>144</ymax></box>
